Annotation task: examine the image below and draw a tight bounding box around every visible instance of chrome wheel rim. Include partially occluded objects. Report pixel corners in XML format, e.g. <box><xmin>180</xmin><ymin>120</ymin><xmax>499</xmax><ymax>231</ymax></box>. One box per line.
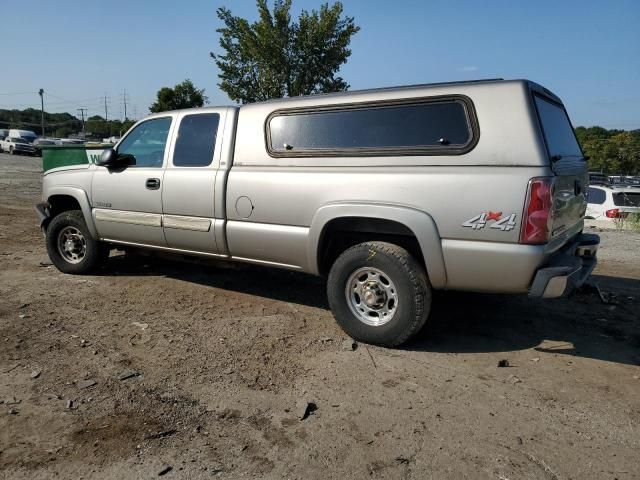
<box><xmin>57</xmin><ymin>226</ymin><xmax>86</xmax><ymax>264</ymax></box>
<box><xmin>345</xmin><ymin>267</ymin><xmax>398</xmax><ymax>326</ymax></box>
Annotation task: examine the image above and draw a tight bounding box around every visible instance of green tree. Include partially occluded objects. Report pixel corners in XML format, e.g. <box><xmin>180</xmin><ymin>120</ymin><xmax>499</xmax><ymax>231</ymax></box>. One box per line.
<box><xmin>211</xmin><ymin>0</ymin><xmax>360</xmax><ymax>103</ymax></box>
<box><xmin>610</xmin><ymin>131</ymin><xmax>640</xmax><ymax>175</ymax></box>
<box><xmin>149</xmin><ymin>79</ymin><xmax>208</xmax><ymax>113</ymax></box>
<box><xmin>86</xmin><ymin>115</ymin><xmax>109</xmax><ymax>138</ymax></box>
<box><xmin>575</xmin><ymin>126</ymin><xmax>640</xmax><ymax>175</ymax></box>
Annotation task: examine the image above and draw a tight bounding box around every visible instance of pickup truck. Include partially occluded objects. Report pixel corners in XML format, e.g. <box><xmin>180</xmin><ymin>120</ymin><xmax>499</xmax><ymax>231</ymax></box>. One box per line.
<box><xmin>36</xmin><ymin>79</ymin><xmax>599</xmax><ymax>346</ymax></box>
<box><xmin>1</xmin><ymin>136</ymin><xmax>37</xmax><ymax>156</ymax></box>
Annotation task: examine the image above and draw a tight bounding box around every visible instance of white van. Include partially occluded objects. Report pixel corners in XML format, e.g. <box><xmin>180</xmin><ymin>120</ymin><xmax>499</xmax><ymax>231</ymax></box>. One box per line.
<box><xmin>9</xmin><ymin>129</ymin><xmax>37</xmax><ymax>142</ymax></box>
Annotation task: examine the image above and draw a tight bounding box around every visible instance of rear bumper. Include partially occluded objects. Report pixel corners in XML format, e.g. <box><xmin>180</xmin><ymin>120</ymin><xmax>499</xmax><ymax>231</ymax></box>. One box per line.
<box><xmin>529</xmin><ymin>233</ymin><xmax>599</xmax><ymax>298</ymax></box>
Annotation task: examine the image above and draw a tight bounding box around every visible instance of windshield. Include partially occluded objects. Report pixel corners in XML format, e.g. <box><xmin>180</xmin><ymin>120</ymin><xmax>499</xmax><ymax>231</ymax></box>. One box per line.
<box><xmin>534</xmin><ymin>95</ymin><xmax>582</xmax><ymax>158</ymax></box>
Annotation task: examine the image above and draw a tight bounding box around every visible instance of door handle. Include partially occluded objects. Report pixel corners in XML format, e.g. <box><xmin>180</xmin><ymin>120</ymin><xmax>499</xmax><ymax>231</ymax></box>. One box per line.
<box><xmin>146</xmin><ymin>178</ymin><xmax>160</xmax><ymax>190</ymax></box>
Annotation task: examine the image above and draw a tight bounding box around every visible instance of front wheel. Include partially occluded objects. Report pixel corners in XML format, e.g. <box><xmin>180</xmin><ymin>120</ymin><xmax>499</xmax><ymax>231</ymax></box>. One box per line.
<box><xmin>45</xmin><ymin>210</ymin><xmax>109</xmax><ymax>274</ymax></box>
<box><xmin>327</xmin><ymin>241</ymin><xmax>431</xmax><ymax>347</ymax></box>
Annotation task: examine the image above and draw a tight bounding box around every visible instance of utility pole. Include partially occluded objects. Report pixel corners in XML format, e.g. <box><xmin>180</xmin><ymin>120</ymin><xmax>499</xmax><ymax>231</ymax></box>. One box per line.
<box><xmin>77</xmin><ymin>108</ymin><xmax>87</xmax><ymax>138</ymax></box>
<box><xmin>38</xmin><ymin>89</ymin><xmax>45</xmax><ymax>137</ymax></box>
<box><xmin>104</xmin><ymin>94</ymin><xmax>110</xmax><ymax>138</ymax></box>
<box><xmin>123</xmin><ymin>89</ymin><xmax>128</xmax><ymax>121</ymax></box>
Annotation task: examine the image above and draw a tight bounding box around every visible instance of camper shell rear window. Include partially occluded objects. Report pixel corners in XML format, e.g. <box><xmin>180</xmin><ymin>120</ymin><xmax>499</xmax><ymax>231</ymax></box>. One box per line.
<box><xmin>533</xmin><ymin>94</ymin><xmax>582</xmax><ymax>159</ymax></box>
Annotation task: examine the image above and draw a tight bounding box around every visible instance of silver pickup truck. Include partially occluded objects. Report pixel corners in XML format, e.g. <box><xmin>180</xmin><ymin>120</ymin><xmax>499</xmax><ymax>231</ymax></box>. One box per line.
<box><xmin>36</xmin><ymin>79</ymin><xmax>599</xmax><ymax>346</ymax></box>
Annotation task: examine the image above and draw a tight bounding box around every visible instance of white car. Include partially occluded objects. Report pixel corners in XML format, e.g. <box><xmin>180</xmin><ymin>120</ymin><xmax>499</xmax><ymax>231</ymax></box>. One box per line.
<box><xmin>0</xmin><ymin>136</ymin><xmax>37</xmax><ymax>156</ymax></box>
<box><xmin>586</xmin><ymin>185</ymin><xmax>640</xmax><ymax>221</ymax></box>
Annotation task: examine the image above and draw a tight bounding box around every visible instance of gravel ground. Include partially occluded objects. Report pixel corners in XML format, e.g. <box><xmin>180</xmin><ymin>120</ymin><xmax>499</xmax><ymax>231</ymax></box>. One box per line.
<box><xmin>0</xmin><ymin>153</ymin><xmax>639</xmax><ymax>480</ymax></box>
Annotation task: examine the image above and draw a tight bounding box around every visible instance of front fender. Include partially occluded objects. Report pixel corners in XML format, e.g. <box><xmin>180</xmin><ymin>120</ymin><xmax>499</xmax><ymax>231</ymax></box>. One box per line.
<box><xmin>307</xmin><ymin>203</ymin><xmax>447</xmax><ymax>288</ymax></box>
<box><xmin>44</xmin><ymin>186</ymin><xmax>98</xmax><ymax>239</ymax></box>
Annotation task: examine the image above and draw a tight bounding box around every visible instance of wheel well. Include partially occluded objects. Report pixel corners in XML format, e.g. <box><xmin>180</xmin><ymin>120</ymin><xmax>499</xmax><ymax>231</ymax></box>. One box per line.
<box><xmin>48</xmin><ymin>195</ymin><xmax>82</xmax><ymax>217</ymax></box>
<box><xmin>317</xmin><ymin>217</ymin><xmax>425</xmax><ymax>276</ymax></box>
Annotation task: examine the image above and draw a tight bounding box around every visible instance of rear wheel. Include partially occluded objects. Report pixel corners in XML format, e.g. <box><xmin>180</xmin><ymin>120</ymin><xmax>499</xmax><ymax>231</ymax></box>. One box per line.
<box><xmin>45</xmin><ymin>210</ymin><xmax>109</xmax><ymax>274</ymax></box>
<box><xmin>327</xmin><ymin>241</ymin><xmax>431</xmax><ymax>347</ymax></box>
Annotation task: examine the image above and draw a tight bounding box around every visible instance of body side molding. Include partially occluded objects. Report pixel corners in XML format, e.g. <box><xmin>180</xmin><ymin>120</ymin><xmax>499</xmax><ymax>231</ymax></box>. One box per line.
<box><xmin>94</xmin><ymin>208</ymin><xmax>162</xmax><ymax>227</ymax></box>
<box><xmin>163</xmin><ymin>215</ymin><xmax>212</xmax><ymax>232</ymax></box>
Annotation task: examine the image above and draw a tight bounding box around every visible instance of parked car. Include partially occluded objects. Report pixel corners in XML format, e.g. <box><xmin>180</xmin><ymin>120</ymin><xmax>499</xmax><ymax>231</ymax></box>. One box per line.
<box><xmin>36</xmin><ymin>79</ymin><xmax>599</xmax><ymax>346</ymax></box>
<box><xmin>8</xmin><ymin>129</ymin><xmax>37</xmax><ymax>143</ymax></box>
<box><xmin>0</xmin><ymin>136</ymin><xmax>37</xmax><ymax>156</ymax></box>
<box><xmin>586</xmin><ymin>185</ymin><xmax>640</xmax><ymax>220</ymax></box>
<box><xmin>55</xmin><ymin>138</ymin><xmax>85</xmax><ymax>145</ymax></box>
<box><xmin>588</xmin><ymin>172</ymin><xmax>608</xmax><ymax>185</ymax></box>
<box><xmin>609</xmin><ymin>175</ymin><xmax>640</xmax><ymax>188</ymax></box>
<box><xmin>33</xmin><ymin>138</ymin><xmax>57</xmax><ymax>156</ymax></box>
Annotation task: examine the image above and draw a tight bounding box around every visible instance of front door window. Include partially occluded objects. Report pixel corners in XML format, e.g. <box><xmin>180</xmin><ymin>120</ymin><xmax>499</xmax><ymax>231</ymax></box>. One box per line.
<box><xmin>117</xmin><ymin>117</ymin><xmax>172</xmax><ymax>168</ymax></box>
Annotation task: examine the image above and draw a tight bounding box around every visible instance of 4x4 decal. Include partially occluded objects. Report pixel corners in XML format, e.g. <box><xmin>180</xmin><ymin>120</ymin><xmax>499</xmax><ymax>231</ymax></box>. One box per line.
<box><xmin>462</xmin><ymin>211</ymin><xmax>517</xmax><ymax>231</ymax></box>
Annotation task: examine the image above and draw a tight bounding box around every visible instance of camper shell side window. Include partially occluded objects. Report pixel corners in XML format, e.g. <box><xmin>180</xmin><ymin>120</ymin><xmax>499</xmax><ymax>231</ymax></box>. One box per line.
<box><xmin>266</xmin><ymin>95</ymin><xmax>479</xmax><ymax>158</ymax></box>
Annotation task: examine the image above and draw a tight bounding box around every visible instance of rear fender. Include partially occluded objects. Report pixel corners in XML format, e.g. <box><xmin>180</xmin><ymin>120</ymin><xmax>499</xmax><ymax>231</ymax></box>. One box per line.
<box><xmin>308</xmin><ymin>203</ymin><xmax>446</xmax><ymax>288</ymax></box>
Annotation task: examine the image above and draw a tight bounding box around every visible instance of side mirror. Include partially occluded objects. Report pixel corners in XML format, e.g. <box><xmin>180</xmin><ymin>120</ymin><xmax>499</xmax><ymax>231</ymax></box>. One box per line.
<box><xmin>97</xmin><ymin>148</ymin><xmax>117</xmax><ymax>166</ymax></box>
<box><xmin>97</xmin><ymin>148</ymin><xmax>135</xmax><ymax>167</ymax></box>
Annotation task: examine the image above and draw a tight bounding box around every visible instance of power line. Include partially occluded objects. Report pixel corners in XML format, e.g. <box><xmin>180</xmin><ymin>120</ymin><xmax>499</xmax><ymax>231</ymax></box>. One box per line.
<box><xmin>0</xmin><ymin>91</ymin><xmax>37</xmax><ymax>96</ymax></box>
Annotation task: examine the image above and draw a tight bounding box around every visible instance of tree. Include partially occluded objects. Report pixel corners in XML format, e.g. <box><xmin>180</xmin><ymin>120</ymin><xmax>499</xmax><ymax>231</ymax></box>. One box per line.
<box><xmin>149</xmin><ymin>79</ymin><xmax>208</xmax><ymax>113</ymax></box>
<box><xmin>575</xmin><ymin>126</ymin><xmax>640</xmax><ymax>175</ymax></box>
<box><xmin>211</xmin><ymin>0</ymin><xmax>360</xmax><ymax>103</ymax></box>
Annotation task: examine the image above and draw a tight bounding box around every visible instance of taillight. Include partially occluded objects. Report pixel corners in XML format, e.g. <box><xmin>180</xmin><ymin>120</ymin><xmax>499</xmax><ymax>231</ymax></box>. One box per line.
<box><xmin>520</xmin><ymin>177</ymin><xmax>554</xmax><ymax>244</ymax></box>
<box><xmin>605</xmin><ymin>209</ymin><xmax>627</xmax><ymax>219</ymax></box>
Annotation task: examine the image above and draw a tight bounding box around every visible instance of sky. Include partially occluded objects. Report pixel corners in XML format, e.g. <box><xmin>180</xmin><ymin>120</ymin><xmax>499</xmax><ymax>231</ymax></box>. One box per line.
<box><xmin>2</xmin><ymin>0</ymin><xmax>638</xmax><ymax>128</ymax></box>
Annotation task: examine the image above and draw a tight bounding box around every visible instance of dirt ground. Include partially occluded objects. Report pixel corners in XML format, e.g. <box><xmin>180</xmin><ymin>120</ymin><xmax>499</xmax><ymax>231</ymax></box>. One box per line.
<box><xmin>1</xmin><ymin>153</ymin><xmax>638</xmax><ymax>480</ymax></box>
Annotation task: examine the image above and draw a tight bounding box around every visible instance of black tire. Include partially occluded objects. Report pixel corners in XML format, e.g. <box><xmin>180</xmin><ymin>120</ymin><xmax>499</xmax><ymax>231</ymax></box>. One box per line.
<box><xmin>9</xmin><ymin>147</ymin><xmax>14</xmax><ymax>155</ymax></box>
<box><xmin>327</xmin><ymin>241</ymin><xmax>431</xmax><ymax>347</ymax></box>
<box><xmin>45</xmin><ymin>210</ymin><xmax>109</xmax><ymax>274</ymax></box>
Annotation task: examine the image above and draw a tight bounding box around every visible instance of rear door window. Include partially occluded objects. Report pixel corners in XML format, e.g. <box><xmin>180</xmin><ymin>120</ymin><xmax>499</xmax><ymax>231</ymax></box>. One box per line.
<box><xmin>172</xmin><ymin>113</ymin><xmax>220</xmax><ymax>167</ymax></box>
<box><xmin>534</xmin><ymin>95</ymin><xmax>582</xmax><ymax>158</ymax></box>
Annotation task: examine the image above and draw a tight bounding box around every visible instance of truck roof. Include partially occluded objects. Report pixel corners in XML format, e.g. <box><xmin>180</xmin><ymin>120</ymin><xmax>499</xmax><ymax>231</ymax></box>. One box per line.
<box><xmin>146</xmin><ymin>78</ymin><xmax>561</xmax><ymax>118</ymax></box>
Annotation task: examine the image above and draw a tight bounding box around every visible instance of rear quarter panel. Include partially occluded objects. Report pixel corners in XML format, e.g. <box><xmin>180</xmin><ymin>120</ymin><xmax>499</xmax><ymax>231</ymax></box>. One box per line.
<box><xmin>226</xmin><ymin>80</ymin><xmax>553</xmax><ymax>292</ymax></box>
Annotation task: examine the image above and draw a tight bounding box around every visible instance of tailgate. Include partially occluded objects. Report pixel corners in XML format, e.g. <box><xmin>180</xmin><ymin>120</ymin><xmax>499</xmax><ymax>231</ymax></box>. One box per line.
<box><xmin>533</xmin><ymin>94</ymin><xmax>588</xmax><ymax>249</ymax></box>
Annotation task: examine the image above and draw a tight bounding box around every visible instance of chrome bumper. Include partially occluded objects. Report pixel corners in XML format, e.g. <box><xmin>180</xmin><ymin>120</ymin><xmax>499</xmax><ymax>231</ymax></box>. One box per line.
<box><xmin>529</xmin><ymin>233</ymin><xmax>600</xmax><ymax>299</ymax></box>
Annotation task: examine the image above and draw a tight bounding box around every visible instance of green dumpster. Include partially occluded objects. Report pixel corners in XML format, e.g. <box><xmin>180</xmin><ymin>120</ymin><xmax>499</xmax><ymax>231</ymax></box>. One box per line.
<box><xmin>41</xmin><ymin>144</ymin><xmax>112</xmax><ymax>173</ymax></box>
